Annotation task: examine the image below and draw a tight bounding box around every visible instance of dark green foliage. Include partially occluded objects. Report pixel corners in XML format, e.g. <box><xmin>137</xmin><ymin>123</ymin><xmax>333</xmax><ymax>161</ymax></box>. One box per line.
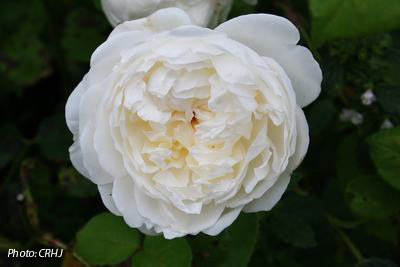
<box><xmin>75</xmin><ymin>213</ymin><xmax>141</xmax><ymax>265</ymax></box>
<box><xmin>190</xmin><ymin>213</ymin><xmax>259</xmax><ymax>267</ymax></box>
<box><xmin>0</xmin><ymin>0</ymin><xmax>399</xmax><ymax>266</ymax></box>
<box><xmin>132</xmin><ymin>236</ymin><xmax>192</xmax><ymax>267</ymax></box>
<box><xmin>368</xmin><ymin>127</ymin><xmax>400</xmax><ymax>191</ymax></box>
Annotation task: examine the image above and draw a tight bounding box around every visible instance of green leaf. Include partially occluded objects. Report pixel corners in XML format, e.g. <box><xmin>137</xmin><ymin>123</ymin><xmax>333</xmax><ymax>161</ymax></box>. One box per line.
<box><xmin>346</xmin><ymin>176</ymin><xmax>400</xmax><ymax>219</ymax></box>
<box><xmin>189</xmin><ymin>213</ymin><xmax>259</xmax><ymax>267</ymax></box>
<box><xmin>268</xmin><ymin>211</ymin><xmax>317</xmax><ymax>248</ymax></box>
<box><xmin>0</xmin><ymin>124</ymin><xmax>23</xmax><ymax>169</ymax></box>
<box><xmin>217</xmin><ymin>213</ymin><xmax>259</xmax><ymax>267</ymax></box>
<box><xmin>363</xmin><ymin>219</ymin><xmax>399</xmax><ymax>244</ymax></box>
<box><xmin>368</xmin><ymin>127</ymin><xmax>400</xmax><ymax>191</ymax></box>
<box><xmin>356</xmin><ymin>258</ymin><xmax>399</xmax><ymax>267</ymax></box>
<box><xmin>310</xmin><ymin>0</ymin><xmax>400</xmax><ymax>46</ymax></box>
<box><xmin>36</xmin><ymin>114</ymin><xmax>71</xmax><ymax>162</ymax></box>
<box><xmin>0</xmin><ymin>0</ymin><xmax>50</xmax><ymax>86</ymax></box>
<box><xmin>62</xmin><ymin>8</ymin><xmax>108</xmax><ymax>63</ymax></box>
<box><xmin>75</xmin><ymin>213</ymin><xmax>140</xmax><ymax>266</ymax></box>
<box><xmin>131</xmin><ymin>236</ymin><xmax>192</xmax><ymax>267</ymax></box>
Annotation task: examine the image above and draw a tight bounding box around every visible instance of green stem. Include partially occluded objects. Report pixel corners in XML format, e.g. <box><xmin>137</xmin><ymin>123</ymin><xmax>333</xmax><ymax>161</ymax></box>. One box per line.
<box><xmin>0</xmin><ymin>141</ymin><xmax>33</xmax><ymax>196</ymax></box>
<box><xmin>40</xmin><ymin>234</ymin><xmax>90</xmax><ymax>267</ymax></box>
<box><xmin>19</xmin><ymin>160</ymin><xmax>40</xmax><ymax>229</ymax></box>
<box><xmin>336</xmin><ymin>228</ymin><xmax>363</xmax><ymax>262</ymax></box>
<box><xmin>326</xmin><ymin>214</ymin><xmax>363</xmax><ymax>263</ymax></box>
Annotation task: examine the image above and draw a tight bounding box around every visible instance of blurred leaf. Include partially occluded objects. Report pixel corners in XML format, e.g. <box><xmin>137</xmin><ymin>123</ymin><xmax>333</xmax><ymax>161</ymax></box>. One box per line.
<box><xmin>229</xmin><ymin>0</ymin><xmax>257</xmax><ymax>18</ymax></box>
<box><xmin>92</xmin><ymin>0</ymin><xmax>102</xmax><ymax>11</ymax></box>
<box><xmin>336</xmin><ymin>133</ymin><xmax>360</xmax><ymax>181</ymax></box>
<box><xmin>310</xmin><ymin>0</ymin><xmax>400</xmax><ymax>46</ymax></box>
<box><xmin>36</xmin><ymin>114</ymin><xmax>71</xmax><ymax>162</ymax></box>
<box><xmin>0</xmin><ymin>234</ymin><xmax>22</xmax><ymax>251</ymax></box>
<box><xmin>287</xmin><ymin>171</ymin><xmax>303</xmax><ymax>191</ymax></box>
<box><xmin>346</xmin><ymin>176</ymin><xmax>400</xmax><ymax>219</ymax></box>
<box><xmin>356</xmin><ymin>258</ymin><xmax>399</xmax><ymax>267</ymax></box>
<box><xmin>75</xmin><ymin>212</ymin><xmax>140</xmax><ymax>266</ymax></box>
<box><xmin>307</xmin><ymin>100</ymin><xmax>336</xmax><ymax>136</ymax></box>
<box><xmin>132</xmin><ymin>236</ymin><xmax>192</xmax><ymax>267</ymax></box>
<box><xmin>62</xmin><ymin>8</ymin><xmax>108</xmax><ymax>63</ymax></box>
<box><xmin>29</xmin><ymin>160</ymin><xmax>53</xmax><ymax>202</ymax></box>
<box><xmin>190</xmin><ymin>213</ymin><xmax>258</xmax><ymax>267</ymax></box>
<box><xmin>363</xmin><ymin>219</ymin><xmax>399</xmax><ymax>244</ymax></box>
<box><xmin>217</xmin><ymin>213</ymin><xmax>259</xmax><ymax>267</ymax></box>
<box><xmin>58</xmin><ymin>168</ymin><xmax>97</xmax><ymax>198</ymax></box>
<box><xmin>0</xmin><ymin>124</ymin><xmax>23</xmax><ymax>169</ymax></box>
<box><xmin>0</xmin><ymin>0</ymin><xmax>50</xmax><ymax>86</ymax></box>
<box><xmin>368</xmin><ymin>127</ymin><xmax>400</xmax><ymax>191</ymax></box>
<box><xmin>267</xmin><ymin>211</ymin><xmax>317</xmax><ymax>248</ymax></box>
<box><xmin>377</xmin><ymin>86</ymin><xmax>400</xmax><ymax>115</ymax></box>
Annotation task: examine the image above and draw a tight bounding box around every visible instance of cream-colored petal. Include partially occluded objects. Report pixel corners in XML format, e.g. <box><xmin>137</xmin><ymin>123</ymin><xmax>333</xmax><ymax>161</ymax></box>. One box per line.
<box><xmin>216</xmin><ymin>14</ymin><xmax>322</xmax><ymax>107</ymax></box>
<box><xmin>243</xmin><ymin>172</ymin><xmax>290</xmax><ymax>212</ymax></box>
<box><xmin>108</xmin><ymin>8</ymin><xmax>192</xmax><ymax>39</ymax></box>
<box><xmin>112</xmin><ymin>176</ymin><xmax>144</xmax><ymax>228</ymax></box>
<box><xmin>203</xmin><ymin>206</ymin><xmax>243</xmax><ymax>235</ymax></box>
<box><xmin>98</xmin><ymin>183</ymin><xmax>122</xmax><ymax>216</ymax></box>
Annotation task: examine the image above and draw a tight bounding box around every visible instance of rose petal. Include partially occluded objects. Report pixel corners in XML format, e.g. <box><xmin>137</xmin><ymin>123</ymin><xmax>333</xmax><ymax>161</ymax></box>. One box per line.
<box><xmin>98</xmin><ymin>183</ymin><xmax>122</xmax><ymax>216</ymax></box>
<box><xmin>112</xmin><ymin>176</ymin><xmax>144</xmax><ymax>228</ymax></box>
<box><xmin>108</xmin><ymin>8</ymin><xmax>193</xmax><ymax>38</ymax></box>
<box><xmin>243</xmin><ymin>172</ymin><xmax>290</xmax><ymax>212</ymax></box>
<box><xmin>287</xmin><ymin>106</ymin><xmax>309</xmax><ymax>172</ymax></box>
<box><xmin>203</xmin><ymin>206</ymin><xmax>243</xmax><ymax>235</ymax></box>
<box><xmin>216</xmin><ymin>14</ymin><xmax>322</xmax><ymax>107</ymax></box>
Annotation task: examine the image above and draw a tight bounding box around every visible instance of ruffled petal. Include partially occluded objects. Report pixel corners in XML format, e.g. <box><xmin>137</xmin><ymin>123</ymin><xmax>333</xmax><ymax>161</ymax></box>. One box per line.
<box><xmin>112</xmin><ymin>176</ymin><xmax>144</xmax><ymax>228</ymax></box>
<box><xmin>203</xmin><ymin>206</ymin><xmax>243</xmax><ymax>235</ymax></box>
<box><xmin>68</xmin><ymin>141</ymin><xmax>89</xmax><ymax>178</ymax></box>
<box><xmin>65</xmin><ymin>75</ymin><xmax>88</xmax><ymax>136</ymax></box>
<box><xmin>287</xmin><ymin>106</ymin><xmax>309</xmax><ymax>172</ymax></box>
<box><xmin>243</xmin><ymin>172</ymin><xmax>290</xmax><ymax>212</ymax></box>
<box><xmin>98</xmin><ymin>183</ymin><xmax>122</xmax><ymax>216</ymax></box>
<box><xmin>216</xmin><ymin>14</ymin><xmax>322</xmax><ymax>107</ymax></box>
<box><xmin>108</xmin><ymin>8</ymin><xmax>193</xmax><ymax>39</ymax></box>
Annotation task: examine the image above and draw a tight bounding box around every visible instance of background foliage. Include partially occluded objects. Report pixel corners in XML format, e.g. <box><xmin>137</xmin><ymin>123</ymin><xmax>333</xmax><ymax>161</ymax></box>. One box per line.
<box><xmin>0</xmin><ymin>0</ymin><xmax>399</xmax><ymax>266</ymax></box>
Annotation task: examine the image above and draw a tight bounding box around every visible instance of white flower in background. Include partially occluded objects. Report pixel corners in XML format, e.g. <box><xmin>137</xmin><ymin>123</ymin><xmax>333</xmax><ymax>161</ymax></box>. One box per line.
<box><xmin>101</xmin><ymin>0</ymin><xmax>235</xmax><ymax>28</ymax></box>
<box><xmin>381</xmin><ymin>119</ymin><xmax>394</xmax><ymax>129</ymax></box>
<box><xmin>66</xmin><ymin>8</ymin><xmax>322</xmax><ymax>238</ymax></box>
<box><xmin>361</xmin><ymin>89</ymin><xmax>376</xmax><ymax>106</ymax></box>
<box><xmin>339</xmin><ymin>109</ymin><xmax>363</xmax><ymax>125</ymax></box>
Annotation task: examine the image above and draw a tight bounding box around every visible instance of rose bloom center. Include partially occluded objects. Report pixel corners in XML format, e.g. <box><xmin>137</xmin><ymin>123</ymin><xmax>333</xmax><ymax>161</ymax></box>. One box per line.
<box><xmin>104</xmin><ymin>31</ymin><xmax>296</xmax><ymax>210</ymax></box>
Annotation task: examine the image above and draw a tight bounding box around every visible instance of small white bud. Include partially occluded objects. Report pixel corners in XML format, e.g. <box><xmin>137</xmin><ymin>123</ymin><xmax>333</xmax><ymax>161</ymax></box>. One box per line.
<box><xmin>339</xmin><ymin>109</ymin><xmax>363</xmax><ymax>125</ymax></box>
<box><xmin>381</xmin><ymin>119</ymin><xmax>394</xmax><ymax>129</ymax></box>
<box><xmin>361</xmin><ymin>89</ymin><xmax>376</xmax><ymax>106</ymax></box>
<box><xmin>16</xmin><ymin>193</ymin><xmax>25</xmax><ymax>202</ymax></box>
<box><xmin>351</xmin><ymin>113</ymin><xmax>364</xmax><ymax>125</ymax></box>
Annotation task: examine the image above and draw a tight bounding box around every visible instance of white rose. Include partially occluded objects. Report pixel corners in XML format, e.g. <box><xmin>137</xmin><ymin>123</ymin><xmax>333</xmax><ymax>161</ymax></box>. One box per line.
<box><xmin>101</xmin><ymin>0</ymin><xmax>234</xmax><ymax>27</ymax></box>
<box><xmin>66</xmin><ymin>8</ymin><xmax>322</xmax><ymax>239</ymax></box>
